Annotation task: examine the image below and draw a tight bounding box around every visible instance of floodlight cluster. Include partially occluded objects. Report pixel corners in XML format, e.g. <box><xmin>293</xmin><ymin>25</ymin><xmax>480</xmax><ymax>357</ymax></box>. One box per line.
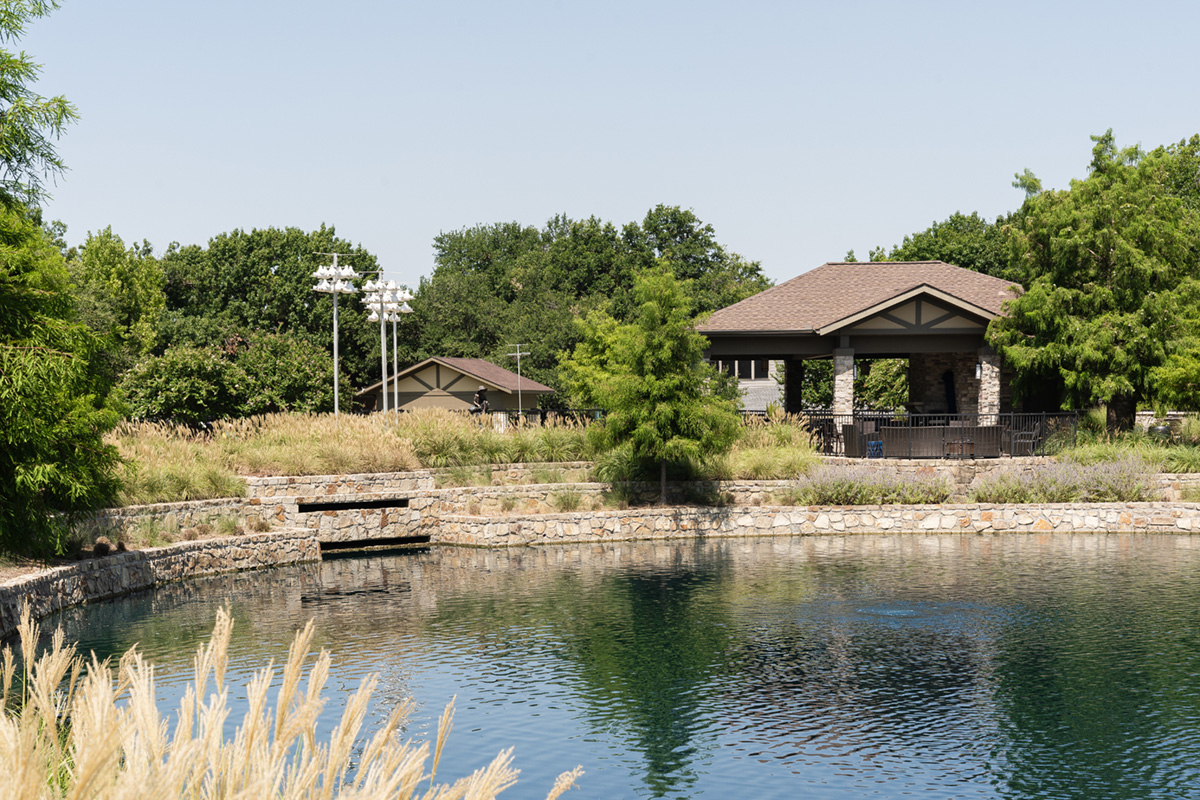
<box><xmin>362</xmin><ymin>279</ymin><xmax>414</xmax><ymax>322</ymax></box>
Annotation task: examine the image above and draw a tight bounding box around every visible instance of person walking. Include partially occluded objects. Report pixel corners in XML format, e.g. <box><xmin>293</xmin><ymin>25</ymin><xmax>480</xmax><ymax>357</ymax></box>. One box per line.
<box><xmin>470</xmin><ymin>386</ymin><xmax>489</xmax><ymax>415</ymax></box>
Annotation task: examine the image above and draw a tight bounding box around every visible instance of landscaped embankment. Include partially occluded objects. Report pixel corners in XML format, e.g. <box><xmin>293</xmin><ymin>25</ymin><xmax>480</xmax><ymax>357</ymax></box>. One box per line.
<box><xmin>0</xmin><ymin>529</ymin><xmax>319</xmax><ymax>640</ymax></box>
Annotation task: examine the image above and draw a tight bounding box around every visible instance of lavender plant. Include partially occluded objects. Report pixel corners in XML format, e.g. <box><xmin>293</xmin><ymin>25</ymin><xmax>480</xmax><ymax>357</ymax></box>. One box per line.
<box><xmin>970</xmin><ymin>458</ymin><xmax>1152</xmax><ymax>503</ymax></box>
<box><xmin>783</xmin><ymin>465</ymin><xmax>952</xmax><ymax>505</ymax></box>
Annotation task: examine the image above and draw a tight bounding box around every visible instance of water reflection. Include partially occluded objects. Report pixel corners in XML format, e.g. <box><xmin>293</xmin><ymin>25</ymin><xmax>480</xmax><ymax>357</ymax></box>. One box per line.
<box><xmin>41</xmin><ymin>534</ymin><xmax>1200</xmax><ymax>800</ymax></box>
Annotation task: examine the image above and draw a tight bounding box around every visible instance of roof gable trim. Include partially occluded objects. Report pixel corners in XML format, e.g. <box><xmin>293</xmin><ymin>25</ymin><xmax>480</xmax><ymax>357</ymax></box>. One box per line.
<box><xmin>816</xmin><ymin>284</ymin><xmax>999</xmax><ymax>336</ymax></box>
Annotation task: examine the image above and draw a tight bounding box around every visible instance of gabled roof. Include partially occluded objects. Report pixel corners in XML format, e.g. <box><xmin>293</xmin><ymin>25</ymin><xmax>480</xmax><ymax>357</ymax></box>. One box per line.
<box><xmin>698</xmin><ymin>261</ymin><xmax>1021</xmax><ymax>334</ymax></box>
<box><xmin>356</xmin><ymin>357</ymin><xmax>554</xmax><ymax>396</ymax></box>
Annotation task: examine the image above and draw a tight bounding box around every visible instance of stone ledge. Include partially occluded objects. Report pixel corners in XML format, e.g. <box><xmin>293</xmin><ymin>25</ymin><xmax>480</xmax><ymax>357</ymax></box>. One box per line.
<box><xmin>431</xmin><ymin>502</ymin><xmax>1200</xmax><ymax>547</ymax></box>
<box><xmin>0</xmin><ymin>529</ymin><xmax>321</xmax><ymax>640</ymax></box>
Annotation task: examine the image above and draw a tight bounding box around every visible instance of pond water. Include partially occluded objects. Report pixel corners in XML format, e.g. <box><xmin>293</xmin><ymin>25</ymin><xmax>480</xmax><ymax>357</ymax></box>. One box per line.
<box><xmin>43</xmin><ymin>534</ymin><xmax>1200</xmax><ymax>800</ymax></box>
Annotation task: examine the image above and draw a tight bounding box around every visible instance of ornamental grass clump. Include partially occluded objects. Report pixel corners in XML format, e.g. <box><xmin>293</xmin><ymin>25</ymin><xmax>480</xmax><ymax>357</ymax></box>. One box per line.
<box><xmin>0</xmin><ymin>607</ymin><xmax>582</xmax><ymax>800</ymax></box>
<box><xmin>782</xmin><ymin>465</ymin><xmax>951</xmax><ymax>505</ymax></box>
<box><xmin>112</xmin><ymin>422</ymin><xmax>246</xmax><ymax>506</ymax></box>
<box><xmin>722</xmin><ymin>413</ymin><xmax>821</xmax><ymax>480</ymax></box>
<box><xmin>970</xmin><ymin>458</ymin><xmax>1153</xmax><ymax>503</ymax></box>
<box><xmin>392</xmin><ymin>409</ymin><xmax>591</xmax><ymax>467</ymax></box>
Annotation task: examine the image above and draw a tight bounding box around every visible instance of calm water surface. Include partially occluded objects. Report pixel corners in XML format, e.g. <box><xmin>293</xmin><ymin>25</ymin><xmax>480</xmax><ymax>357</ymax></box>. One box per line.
<box><xmin>45</xmin><ymin>534</ymin><xmax>1200</xmax><ymax>799</ymax></box>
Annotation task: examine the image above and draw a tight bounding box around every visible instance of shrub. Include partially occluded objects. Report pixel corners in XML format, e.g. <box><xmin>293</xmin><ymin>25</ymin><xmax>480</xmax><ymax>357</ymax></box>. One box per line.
<box><xmin>970</xmin><ymin>458</ymin><xmax>1153</xmax><ymax>503</ymax></box>
<box><xmin>779</xmin><ymin>465</ymin><xmax>951</xmax><ymax>506</ymax></box>
<box><xmin>117</xmin><ymin>346</ymin><xmax>248</xmax><ymax>424</ymax></box>
<box><xmin>551</xmin><ymin>488</ymin><xmax>585</xmax><ymax>512</ymax></box>
<box><xmin>1179</xmin><ymin>415</ymin><xmax>1200</xmax><ymax>446</ymax></box>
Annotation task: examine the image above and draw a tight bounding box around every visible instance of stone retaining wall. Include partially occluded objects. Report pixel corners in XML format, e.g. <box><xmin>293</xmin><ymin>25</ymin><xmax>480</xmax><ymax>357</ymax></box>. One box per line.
<box><xmin>241</xmin><ymin>463</ymin><xmax>593</xmax><ymax>498</ymax></box>
<box><xmin>0</xmin><ymin>529</ymin><xmax>320</xmax><ymax>640</ymax></box>
<box><xmin>75</xmin><ymin>498</ymin><xmax>249</xmax><ymax>540</ymax></box>
<box><xmin>247</xmin><ymin>493</ymin><xmax>429</xmax><ymax>544</ymax></box>
<box><xmin>78</xmin><ymin>466</ymin><xmax>1200</xmax><ymax>545</ymax></box>
<box><xmin>244</xmin><ymin>471</ymin><xmax>434</xmax><ymax>498</ymax></box>
<box><xmin>433</xmin><ymin>502</ymin><xmax>1200</xmax><ymax>547</ymax></box>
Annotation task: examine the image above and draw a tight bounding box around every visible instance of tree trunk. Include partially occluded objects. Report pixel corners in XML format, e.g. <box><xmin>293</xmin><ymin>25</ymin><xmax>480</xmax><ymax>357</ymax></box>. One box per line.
<box><xmin>660</xmin><ymin>459</ymin><xmax>667</xmax><ymax>506</ymax></box>
<box><xmin>1106</xmin><ymin>394</ymin><xmax>1137</xmax><ymax>432</ymax></box>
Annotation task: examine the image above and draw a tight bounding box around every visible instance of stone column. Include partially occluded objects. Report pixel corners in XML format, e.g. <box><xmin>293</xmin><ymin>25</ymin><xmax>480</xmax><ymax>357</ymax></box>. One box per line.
<box><xmin>833</xmin><ymin>348</ymin><xmax>855</xmax><ymax>418</ymax></box>
<box><xmin>978</xmin><ymin>349</ymin><xmax>1001</xmax><ymax>425</ymax></box>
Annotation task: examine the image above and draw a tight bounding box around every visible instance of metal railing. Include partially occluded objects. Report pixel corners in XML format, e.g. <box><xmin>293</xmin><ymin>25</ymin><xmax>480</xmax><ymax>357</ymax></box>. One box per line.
<box><xmin>788</xmin><ymin>411</ymin><xmax>1078</xmax><ymax>458</ymax></box>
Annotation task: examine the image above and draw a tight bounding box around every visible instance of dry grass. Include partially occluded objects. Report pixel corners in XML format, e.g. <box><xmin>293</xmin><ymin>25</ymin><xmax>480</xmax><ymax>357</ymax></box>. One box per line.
<box><xmin>1</xmin><ymin>606</ymin><xmax>582</xmax><ymax>799</ymax></box>
<box><xmin>108</xmin><ymin>411</ymin><xmax>596</xmax><ymax>505</ymax></box>
<box><xmin>107</xmin><ymin>410</ymin><xmax>819</xmax><ymax>506</ymax></box>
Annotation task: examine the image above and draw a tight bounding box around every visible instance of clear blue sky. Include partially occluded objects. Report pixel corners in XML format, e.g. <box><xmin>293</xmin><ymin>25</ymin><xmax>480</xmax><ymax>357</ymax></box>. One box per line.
<box><xmin>24</xmin><ymin>0</ymin><xmax>1200</xmax><ymax>285</ymax></box>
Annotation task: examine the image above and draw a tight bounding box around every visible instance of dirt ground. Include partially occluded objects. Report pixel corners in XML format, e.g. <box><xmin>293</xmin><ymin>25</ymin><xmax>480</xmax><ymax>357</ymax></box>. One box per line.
<box><xmin>0</xmin><ymin>557</ymin><xmax>62</xmax><ymax>584</ymax></box>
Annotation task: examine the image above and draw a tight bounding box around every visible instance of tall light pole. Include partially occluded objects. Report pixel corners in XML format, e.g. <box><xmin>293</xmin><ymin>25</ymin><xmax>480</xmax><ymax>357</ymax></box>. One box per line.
<box><xmin>507</xmin><ymin>343</ymin><xmax>530</xmax><ymax>422</ymax></box>
<box><xmin>361</xmin><ymin>278</ymin><xmax>398</xmax><ymax>414</ymax></box>
<box><xmin>311</xmin><ymin>253</ymin><xmax>359</xmax><ymax>415</ymax></box>
<box><xmin>388</xmin><ymin>283</ymin><xmax>415</xmax><ymax>417</ymax></box>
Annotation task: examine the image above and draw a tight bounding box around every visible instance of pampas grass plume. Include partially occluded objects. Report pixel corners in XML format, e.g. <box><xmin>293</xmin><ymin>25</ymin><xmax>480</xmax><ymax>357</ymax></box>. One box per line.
<box><xmin>0</xmin><ymin>606</ymin><xmax>582</xmax><ymax>799</ymax></box>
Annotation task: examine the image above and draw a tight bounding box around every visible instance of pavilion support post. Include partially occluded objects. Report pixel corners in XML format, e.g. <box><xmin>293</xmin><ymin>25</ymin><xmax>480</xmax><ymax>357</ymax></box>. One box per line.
<box><xmin>784</xmin><ymin>358</ymin><xmax>804</xmax><ymax>414</ymax></box>
<box><xmin>978</xmin><ymin>348</ymin><xmax>1001</xmax><ymax>426</ymax></box>
<box><xmin>833</xmin><ymin>348</ymin><xmax>855</xmax><ymax>418</ymax></box>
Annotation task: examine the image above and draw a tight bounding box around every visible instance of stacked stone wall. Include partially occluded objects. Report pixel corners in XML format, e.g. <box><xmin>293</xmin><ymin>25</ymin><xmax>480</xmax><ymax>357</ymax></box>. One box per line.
<box><xmin>75</xmin><ymin>498</ymin><xmax>248</xmax><ymax>540</ymax></box>
<box><xmin>80</xmin><ymin>464</ymin><xmax>1200</xmax><ymax>543</ymax></box>
<box><xmin>244</xmin><ymin>471</ymin><xmax>434</xmax><ymax>498</ymax></box>
<box><xmin>0</xmin><ymin>529</ymin><xmax>320</xmax><ymax>640</ymax></box>
<box><xmin>908</xmin><ymin>352</ymin><xmax>979</xmax><ymax>414</ymax></box>
<box><xmin>434</xmin><ymin>502</ymin><xmax>1200</xmax><ymax>547</ymax></box>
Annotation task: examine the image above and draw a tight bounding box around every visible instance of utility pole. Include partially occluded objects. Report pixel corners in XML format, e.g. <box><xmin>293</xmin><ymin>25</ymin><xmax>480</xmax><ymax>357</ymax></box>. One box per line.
<box><xmin>507</xmin><ymin>343</ymin><xmax>530</xmax><ymax>422</ymax></box>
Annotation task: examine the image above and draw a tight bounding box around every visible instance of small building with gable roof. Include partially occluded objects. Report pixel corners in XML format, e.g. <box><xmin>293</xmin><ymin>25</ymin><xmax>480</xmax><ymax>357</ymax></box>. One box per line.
<box><xmin>356</xmin><ymin>356</ymin><xmax>554</xmax><ymax>413</ymax></box>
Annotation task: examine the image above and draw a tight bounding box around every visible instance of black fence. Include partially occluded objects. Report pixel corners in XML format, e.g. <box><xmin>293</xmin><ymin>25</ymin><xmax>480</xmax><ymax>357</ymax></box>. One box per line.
<box><xmin>788</xmin><ymin>412</ymin><xmax>1078</xmax><ymax>459</ymax></box>
<box><xmin>500</xmin><ymin>408</ymin><xmax>605</xmax><ymax>425</ymax></box>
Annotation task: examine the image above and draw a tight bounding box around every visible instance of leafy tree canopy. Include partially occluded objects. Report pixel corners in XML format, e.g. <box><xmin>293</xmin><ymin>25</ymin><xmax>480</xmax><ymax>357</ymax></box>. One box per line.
<box><xmin>159</xmin><ymin>225</ymin><xmax>383</xmax><ymax>391</ymax></box>
<box><xmin>988</xmin><ymin>131</ymin><xmax>1200</xmax><ymax>428</ymax></box>
<box><xmin>116</xmin><ymin>331</ymin><xmax>344</xmax><ymax>424</ymax></box>
<box><xmin>66</xmin><ymin>226</ymin><xmax>164</xmax><ymax>390</ymax></box>
<box><xmin>0</xmin><ymin>0</ymin><xmax>76</xmax><ymax>206</ymax></box>
<box><xmin>1</xmin><ymin>204</ymin><xmax>120</xmax><ymax>555</ymax></box>
<box><xmin>415</xmin><ymin>206</ymin><xmax>769</xmax><ymax>404</ymax></box>
<box><xmin>882</xmin><ymin>210</ymin><xmax>1020</xmax><ymax>281</ymax></box>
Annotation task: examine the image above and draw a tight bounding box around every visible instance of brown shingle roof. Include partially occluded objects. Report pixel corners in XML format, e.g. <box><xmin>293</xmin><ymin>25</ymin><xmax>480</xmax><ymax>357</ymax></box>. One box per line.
<box><xmin>697</xmin><ymin>261</ymin><xmax>1021</xmax><ymax>334</ymax></box>
<box><xmin>432</xmin><ymin>357</ymin><xmax>554</xmax><ymax>394</ymax></box>
<box><xmin>357</xmin><ymin>357</ymin><xmax>554</xmax><ymax>396</ymax></box>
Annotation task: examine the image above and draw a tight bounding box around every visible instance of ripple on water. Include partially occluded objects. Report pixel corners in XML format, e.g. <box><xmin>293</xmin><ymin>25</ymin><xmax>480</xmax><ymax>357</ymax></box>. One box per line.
<box><xmin>35</xmin><ymin>534</ymin><xmax>1200</xmax><ymax>800</ymax></box>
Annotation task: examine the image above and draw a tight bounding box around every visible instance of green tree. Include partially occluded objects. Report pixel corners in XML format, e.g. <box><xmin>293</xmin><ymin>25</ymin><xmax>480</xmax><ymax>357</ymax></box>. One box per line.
<box><xmin>988</xmin><ymin>131</ymin><xmax>1200</xmax><ymax>429</ymax></box>
<box><xmin>560</xmin><ymin>264</ymin><xmax>741</xmax><ymax>503</ymax></box>
<box><xmin>116</xmin><ymin>331</ymin><xmax>343</xmax><ymax>423</ymax></box>
<box><xmin>233</xmin><ymin>331</ymin><xmax>339</xmax><ymax>416</ymax></box>
<box><xmin>1</xmin><ymin>204</ymin><xmax>120</xmax><ymax>555</ymax></box>
<box><xmin>857</xmin><ymin>358</ymin><xmax>908</xmax><ymax>411</ymax></box>
<box><xmin>0</xmin><ymin>2</ymin><xmax>121</xmax><ymax>555</ymax></box>
<box><xmin>885</xmin><ymin>211</ymin><xmax>1019</xmax><ymax>281</ymax></box>
<box><xmin>67</xmin><ymin>226</ymin><xmax>165</xmax><ymax>389</ymax></box>
<box><xmin>418</xmin><ymin>207</ymin><xmax>769</xmax><ymax>404</ymax></box>
<box><xmin>0</xmin><ymin>0</ymin><xmax>76</xmax><ymax>206</ymax></box>
<box><xmin>72</xmin><ymin>227</ymin><xmax>163</xmax><ymax>354</ymax></box>
<box><xmin>158</xmin><ymin>226</ymin><xmax>382</xmax><ymax>391</ymax></box>
<box><xmin>626</xmin><ymin>205</ymin><xmax>769</xmax><ymax>313</ymax></box>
